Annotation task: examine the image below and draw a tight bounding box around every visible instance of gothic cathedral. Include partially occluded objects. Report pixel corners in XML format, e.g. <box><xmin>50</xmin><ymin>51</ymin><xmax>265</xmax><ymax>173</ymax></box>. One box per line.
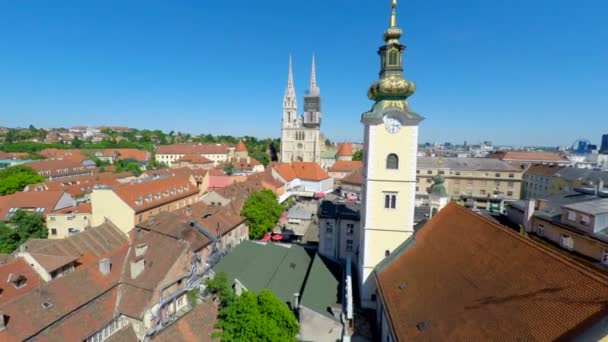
<box><xmin>280</xmin><ymin>55</ymin><xmax>325</xmax><ymax>163</ymax></box>
<box><xmin>358</xmin><ymin>0</ymin><xmax>424</xmax><ymax>308</ymax></box>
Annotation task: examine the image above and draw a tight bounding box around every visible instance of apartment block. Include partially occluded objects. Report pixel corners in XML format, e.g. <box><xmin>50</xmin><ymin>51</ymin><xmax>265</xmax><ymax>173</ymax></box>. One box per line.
<box><xmin>416</xmin><ymin>157</ymin><xmax>523</xmax><ymax>210</ymax></box>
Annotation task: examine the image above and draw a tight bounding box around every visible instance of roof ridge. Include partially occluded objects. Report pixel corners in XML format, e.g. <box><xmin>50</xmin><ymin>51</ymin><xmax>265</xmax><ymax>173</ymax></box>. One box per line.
<box><xmin>449</xmin><ymin>203</ymin><xmax>608</xmax><ymax>285</ymax></box>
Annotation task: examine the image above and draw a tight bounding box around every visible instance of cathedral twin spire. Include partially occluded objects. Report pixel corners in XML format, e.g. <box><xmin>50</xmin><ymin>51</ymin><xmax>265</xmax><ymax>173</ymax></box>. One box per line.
<box><xmin>283</xmin><ymin>54</ymin><xmax>319</xmax><ymax>110</ymax></box>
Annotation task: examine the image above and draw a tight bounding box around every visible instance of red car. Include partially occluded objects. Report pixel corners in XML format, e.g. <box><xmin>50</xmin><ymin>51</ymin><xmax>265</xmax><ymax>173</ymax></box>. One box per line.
<box><xmin>271</xmin><ymin>234</ymin><xmax>283</xmax><ymax>242</ymax></box>
<box><xmin>261</xmin><ymin>232</ymin><xmax>271</xmax><ymax>242</ymax></box>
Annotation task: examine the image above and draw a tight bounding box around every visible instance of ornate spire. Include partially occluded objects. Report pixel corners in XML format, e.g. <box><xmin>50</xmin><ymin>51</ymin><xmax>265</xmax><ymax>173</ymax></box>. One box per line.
<box><xmin>308</xmin><ymin>54</ymin><xmax>320</xmax><ymax>96</ymax></box>
<box><xmin>284</xmin><ymin>55</ymin><xmax>297</xmax><ymax>109</ymax></box>
<box><xmin>361</xmin><ymin>0</ymin><xmax>423</xmax><ymax>124</ymax></box>
<box><xmin>287</xmin><ymin>55</ymin><xmax>294</xmax><ymax>89</ymax></box>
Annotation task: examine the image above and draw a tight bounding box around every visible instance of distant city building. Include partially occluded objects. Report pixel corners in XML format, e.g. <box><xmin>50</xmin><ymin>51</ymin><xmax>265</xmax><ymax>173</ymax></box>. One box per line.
<box><xmin>522</xmin><ymin>164</ymin><xmax>565</xmax><ymax>199</ymax></box>
<box><xmin>493</xmin><ymin>151</ymin><xmax>571</xmax><ymax>166</ymax></box>
<box><xmin>280</xmin><ymin>55</ymin><xmax>326</xmax><ymax>163</ymax></box>
<box><xmin>601</xmin><ymin>134</ymin><xmax>608</xmax><ymax>154</ymax></box>
<box><xmin>416</xmin><ymin>157</ymin><xmax>523</xmax><ymax>211</ymax></box>
<box><xmin>155</xmin><ymin>143</ymin><xmax>235</xmax><ymax>167</ymax></box>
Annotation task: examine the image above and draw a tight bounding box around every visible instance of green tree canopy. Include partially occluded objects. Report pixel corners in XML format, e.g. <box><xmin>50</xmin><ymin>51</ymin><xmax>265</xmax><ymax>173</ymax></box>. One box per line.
<box><xmin>352</xmin><ymin>149</ymin><xmax>363</xmax><ymax>161</ymax></box>
<box><xmin>240</xmin><ymin>189</ymin><xmax>283</xmax><ymax>239</ymax></box>
<box><xmin>206</xmin><ymin>273</ymin><xmax>299</xmax><ymax>342</ymax></box>
<box><xmin>0</xmin><ymin>165</ymin><xmax>44</xmax><ymax>195</ymax></box>
<box><xmin>0</xmin><ymin>210</ymin><xmax>48</xmax><ymax>253</ymax></box>
<box><xmin>223</xmin><ymin>162</ymin><xmax>235</xmax><ymax>176</ymax></box>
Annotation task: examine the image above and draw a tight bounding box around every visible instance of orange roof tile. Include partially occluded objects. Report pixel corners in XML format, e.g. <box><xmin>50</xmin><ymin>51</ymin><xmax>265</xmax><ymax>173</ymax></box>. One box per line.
<box><xmin>375</xmin><ymin>203</ymin><xmax>608</xmax><ymax>341</ymax></box>
<box><xmin>341</xmin><ymin>168</ymin><xmax>363</xmax><ymax>185</ymax></box>
<box><xmin>0</xmin><ymin>190</ymin><xmax>71</xmax><ymax>220</ymax></box>
<box><xmin>336</xmin><ymin>143</ymin><xmax>354</xmax><ymax>157</ymax></box>
<box><xmin>329</xmin><ymin>160</ymin><xmax>362</xmax><ymax>173</ymax></box>
<box><xmin>272</xmin><ymin>162</ymin><xmax>329</xmax><ymax>181</ymax></box>
<box><xmin>0</xmin><ymin>258</ymin><xmax>42</xmax><ymax>305</ymax></box>
<box><xmin>152</xmin><ymin>300</ymin><xmax>218</xmax><ymax>341</ymax></box>
<box><xmin>174</xmin><ymin>154</ymin><xmax>213</xmax><ymax>165</ymax></box>
<box><xmin>235</xmin><ymin>139</ymin><xmax>248</xmax><ymax>152</ymax></box>
<box><xmin>525</xmin><ymin>163</ymin><xmax>565</xmax><ymax>176</ymax></box>
<box><xmin>113</xmin><ymin>176</ymin><xmax>198</xmax><ymax>212</ymax></box>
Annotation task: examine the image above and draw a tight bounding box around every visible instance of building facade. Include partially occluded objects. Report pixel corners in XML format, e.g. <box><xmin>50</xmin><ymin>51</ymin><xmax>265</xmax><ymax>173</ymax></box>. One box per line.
<box><xmin>318</xmin><ymin>198</ymin><xmax>361</xmax><ymax>262</ymax></box>
<box><xmin>358</xmin><ymin>1</ymin><xmax>423</xmax><ymax>308</ymax></box>
<box><xmin>416</xmin><ymin>157</ymin><xmax>523</xmax><ymax>210</ymax></box>
<box><xmin>280</xmin><ymin>56</ymin><xmax>325</xmax><ymax>163</ymax></box>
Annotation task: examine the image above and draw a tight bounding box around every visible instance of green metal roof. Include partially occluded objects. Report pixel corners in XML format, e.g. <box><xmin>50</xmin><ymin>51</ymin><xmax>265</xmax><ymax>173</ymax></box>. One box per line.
<box><xmin>299</xmin><ymin>255</ymin><xmax>342</xmax><ymax>319</ymax></box>
<box><xmin>212</xmin><ymin>241</ymin><xmax>314</xmax><ymax>307</ymax></box>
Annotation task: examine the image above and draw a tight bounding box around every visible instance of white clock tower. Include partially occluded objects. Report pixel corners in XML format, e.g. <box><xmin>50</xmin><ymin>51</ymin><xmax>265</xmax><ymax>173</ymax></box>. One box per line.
<box><xmin>358</xmin><ymin>0</ymin><xmax>424</xmax><ymax>308</ymax></box>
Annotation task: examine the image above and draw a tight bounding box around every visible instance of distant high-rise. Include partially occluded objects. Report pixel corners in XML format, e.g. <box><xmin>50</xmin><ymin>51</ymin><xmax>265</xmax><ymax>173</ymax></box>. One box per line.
<box><xmin>600</xmin><ymin>134</ymin><xmax>608</xmax><ymax>154</ymax></box>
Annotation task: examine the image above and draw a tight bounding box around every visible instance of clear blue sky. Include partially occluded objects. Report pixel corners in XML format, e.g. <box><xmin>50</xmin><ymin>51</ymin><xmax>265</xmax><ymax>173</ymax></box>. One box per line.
<box><xmin>0</xmin><ymin>0</ymin><xmax>607</xmax><ymax>147</ymax></box>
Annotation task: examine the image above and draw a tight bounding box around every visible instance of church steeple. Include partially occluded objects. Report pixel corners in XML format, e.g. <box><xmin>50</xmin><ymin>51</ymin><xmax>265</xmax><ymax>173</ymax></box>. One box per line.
<box><xmin>303</xmin><ymin>54</ymin><xmax>321</xmax><ymax>127</ymax></box>
<box><xmin>362</xmin><ymin>0</ymin><xmax>420</xmax><ymax>123</ymax></box>
<box><xmin>308</xmin><ymin>54</ymin><xmax>320</xmax><ymax>96</ymax></box>
<box><xmin>283</xmin><ymin>55</ymin><xmax>297</xmax><ymax>110</ymax></box>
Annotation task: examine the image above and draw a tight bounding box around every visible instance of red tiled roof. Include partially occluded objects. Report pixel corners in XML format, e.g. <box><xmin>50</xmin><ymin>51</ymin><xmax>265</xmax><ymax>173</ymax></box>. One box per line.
<box><xmin>174</xmin><ymin>154</ymin><xmax>213</xmax><ymax>165</ymax></box>
<box><xmin>0</xmin><ymin>190</ymin><xmax>71</xmax><ymax>220</ymax></box>
<box><xmin>375</xmin><ymin>203</ymin><xmax>608</xmax><ymax>341</ymax></box>
<box><xmin>525</xmin><ymin>163</ymin><xmax>565</xmax><ymax>176</ymax></box>
<box><xmin>87</xmin><ymin>148</ymin><xmax>149</xmax><ymax>162</ymax></box>
<box><xmin>0</xmin><ymin>258</ymin><xmax>42</xmax><ymax>305</ymax></box>
<box><xmin>156</xmin><ymin>143</ymin><xmax>232</xmax><ymax>155</ymax></box>
<box><xmin>336</xmin><ymin>143</ymin><xmax>354</xmax><ymax>157</ymax></box>
<box><xmin>341</xmin><ymin>168</ymin><xmax>363</xmax><ymax>186</ymax></box>
<box><xmin>271</xmin><ymin>162</ymin><xmax>329</xmax><ymax>181</ymax></box>
<box><xmin>113</xmin><ymin>176</ymin><xmax>198</xmax><ymax>212</ymax></box>
<box><xmin>216</xmin><ymin>156</ymin><xmax>261</xmax><ymax>172</ymax></box>
<box><xmin>50</xmin><ymin>203</ymin><xmax>92</xmax><ymax>215</ymax></box>
<box><xmin>25</xmin><ymin>172</ymin><xmax>130</xmax><ymax>198</ymax></box>
<box><xmin>290</xmin><ymin>162</ymin><xmax>330</xmax><ymax>181</ymax></box>
<box><xmin>208</xmin><ymin>175</ymin><xmax>243</xmax><ymax>189</ymax></box>
<box><xmin>499</xmin><ymin>152</ymin><xmax>569</xmax><ymax>162</ymax></box>
<box><xmin>152</xmin><ymin>300</ymin><xmax>218</xmax><ymax>341</ymax></box>
<box><xmin>25</xmin><ymin>157</ymin><xmax>92</xmax><ymax>179</ymax></box>
<box><xmin>329</xmin><ymin>160</ymin><xmax>362</xmax><ymax>173</ymax></box>
<box><xmin>235</xmin><ymin>139</ymin><xmax>248</xmax><ymax>152</ymax></box>
<box><xmin>0</xmin><ymin>244</ymin><xmax>128</xmax><ymax>341</ymax></box>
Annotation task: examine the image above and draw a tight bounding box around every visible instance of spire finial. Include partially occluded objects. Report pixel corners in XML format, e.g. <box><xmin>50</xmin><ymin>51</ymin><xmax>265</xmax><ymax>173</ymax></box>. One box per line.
<box><xmin>390</xmin><ymin>0</ymin><xmax>397</xmax><ymax>27</ymax></box>
<box><xmin>287</xmin><ymin>54</ymin><xmax>294</xmax><ymax>87</ymax></box>
<box><xmin>309</xmin><ymin>53</ymin><xmax>319</xmax><ymax>95</ymax></box>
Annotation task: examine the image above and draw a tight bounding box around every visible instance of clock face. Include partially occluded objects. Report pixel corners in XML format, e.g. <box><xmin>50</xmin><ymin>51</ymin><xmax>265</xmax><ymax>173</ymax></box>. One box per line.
<box><xmin>384</xmin><ymin>116</ymin><xmax>402</xmax><ymax>134</ymax></box>
<box><xmin>297</xmin><ymin>143</ymin><xmax>303</xmax><ymax>149</ymax></box>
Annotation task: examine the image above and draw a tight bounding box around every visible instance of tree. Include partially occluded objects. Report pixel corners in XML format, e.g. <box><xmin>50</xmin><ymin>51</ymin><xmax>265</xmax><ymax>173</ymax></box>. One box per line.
<box><xmin>0</xmin><ymin>210</ymin><xmax>48</xmax><ymax>253</ymax></box>
<box><xmin>206</xmin><ymin>273</ymin><xmax>299</xmax><ymax>342</ymax></box>
<box><xmin>71</xmin><ymin>137</ymin><xmax>84</xmax><ymax>148</ymax></box>
<box><xmin>240</xmin><ymin>189</ymin><xmax>283</xmax><ymax>239</ymax></box>
<box><xmin>223</xmin><ymin>162</ymin><xmax>235</xmax><ymax>176</ymax></box>
<box><xmin>352</xmin><ymin>149</ymin><xmax>363</xmax><ymax>161</ymax></box>
<box><xmin>0</xmin><ymin>165</ymin><xmax>45</xmax><ymax>195</ymax></box>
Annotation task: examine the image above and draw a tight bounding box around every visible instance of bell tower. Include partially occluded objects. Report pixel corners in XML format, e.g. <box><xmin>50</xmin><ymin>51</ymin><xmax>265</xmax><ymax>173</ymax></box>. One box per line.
<box><xmin>358</xmin><ymin>0</ymin><xmax>424</xmax><ymax>308</ymax></box>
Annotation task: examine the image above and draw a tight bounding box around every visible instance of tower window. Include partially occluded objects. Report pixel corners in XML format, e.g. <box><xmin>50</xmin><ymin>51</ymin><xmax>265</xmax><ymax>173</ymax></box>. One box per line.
<box><xmin>386</xmin><ymin>154</ymin><xmax>399</xmax><ymax>169</ymax></box>
<box><xmin>388</xmin><ymin>50</ymin><xmax>399</xmax><ymax>66</ymax></box>
<box><xmin>384</xmin><ymin>192</ymin><xmax>397</xmax><ymax>209</ymax></box>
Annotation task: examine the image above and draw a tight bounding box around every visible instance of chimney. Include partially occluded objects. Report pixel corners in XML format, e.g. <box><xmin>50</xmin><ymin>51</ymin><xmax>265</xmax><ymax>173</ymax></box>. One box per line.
<box><xmin>98</xmin><ymin>258</ymin><xmax>111</xmax><ymax>276</ymax></box>
<box><xmin>293</xmin><ymin>292</ymin><xmax>300</xmax><ymax>310</ymax></box>
<box><xmin>135</xmin><ymin>243</ymin><xmax>148</xmax><ymax>257</ymax></box>
<box><xmin>523</xmin><ymin>199</ymin><xmax>536</xmax><ymax>233</ymax></box>
<box><xmin>596</xmin><ymin>179</ymin><xmax>605</xmax><ymax>197</ymax></box>
<box><xmin>186</xmin><ymin>205</ymin><xmax>192</xmax><ymax>217</ymax></box>
<box><xmin>130</xmin><ymin>257</ymin><xmax>145</xmax><ymax>279</ymax></box>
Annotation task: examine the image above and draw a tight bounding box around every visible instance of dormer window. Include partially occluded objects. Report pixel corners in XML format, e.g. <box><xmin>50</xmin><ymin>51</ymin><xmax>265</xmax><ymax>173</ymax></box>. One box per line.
<box><xmin>9</xmin><ymin>274</ymin><xmax>27</xmax><ymax>289</ymax></box>
<box><xmin>145</xmin><ymin>195</ymin><xmax>152</xmax><ymax>202</ymax></box>
<box><xmin>163</xmin><ymin>191</ymin><xmax>169</xmax><ymax>197</ymax></box>
<box><xmin>155</xmin><ymin>193</ymin><xmax>161</xmax><ymax>200</ymax></box>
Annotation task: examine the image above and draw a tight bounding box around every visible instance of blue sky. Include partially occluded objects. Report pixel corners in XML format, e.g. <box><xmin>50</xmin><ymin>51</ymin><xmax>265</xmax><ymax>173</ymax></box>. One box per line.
<box><xmin>0</xmin><ymin>0</ymin><xmax>606</xmax><ymax>146</ymax></box>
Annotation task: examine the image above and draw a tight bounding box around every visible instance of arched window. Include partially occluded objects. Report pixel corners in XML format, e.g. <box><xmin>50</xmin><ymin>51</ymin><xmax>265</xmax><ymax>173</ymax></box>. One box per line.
<box><xmin>386</xmin><ymin>154</ymin><xmax>399</xmax><ymax>169</ymax></box>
